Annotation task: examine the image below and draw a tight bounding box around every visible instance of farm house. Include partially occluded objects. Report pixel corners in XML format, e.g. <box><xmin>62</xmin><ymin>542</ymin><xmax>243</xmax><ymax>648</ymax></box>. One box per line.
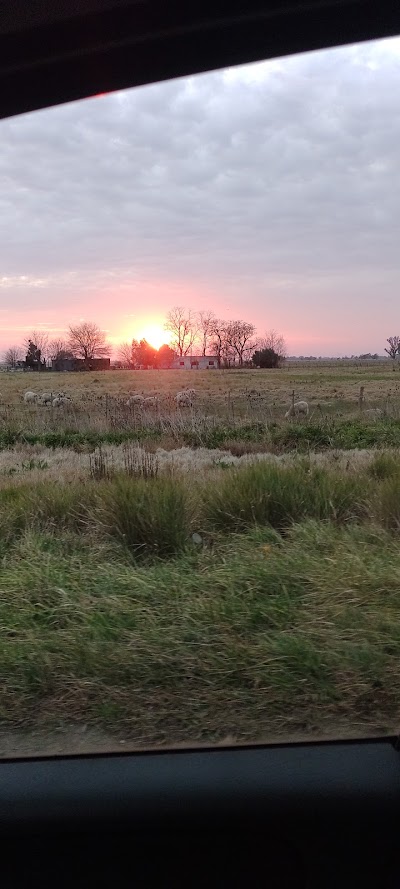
<box><xmin>171</xmin><ymin>355</ymin><xmax>218</xmax><ymax>370</ymax></box>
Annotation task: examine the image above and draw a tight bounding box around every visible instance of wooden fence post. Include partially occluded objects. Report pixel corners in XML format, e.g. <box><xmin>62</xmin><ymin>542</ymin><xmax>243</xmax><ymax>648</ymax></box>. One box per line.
<box><xmin>359</xmin><ymin>386</ymin><xmax>365</xmax><ymax>412</ymax></box>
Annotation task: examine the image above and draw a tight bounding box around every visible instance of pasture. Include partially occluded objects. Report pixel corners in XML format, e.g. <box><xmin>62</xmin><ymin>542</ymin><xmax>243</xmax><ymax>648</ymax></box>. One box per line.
<box><xmin>1</xmin><ymin>363</ymin><xmax>400</xmax><ymax>755</ymax></box>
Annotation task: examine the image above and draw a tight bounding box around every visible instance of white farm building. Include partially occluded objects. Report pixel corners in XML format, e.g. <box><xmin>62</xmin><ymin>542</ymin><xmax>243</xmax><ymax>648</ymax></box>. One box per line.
<box><xmin>172</xmin><ymin>355</ymin><xmax>218</xmax><ymax>370</ymax></box>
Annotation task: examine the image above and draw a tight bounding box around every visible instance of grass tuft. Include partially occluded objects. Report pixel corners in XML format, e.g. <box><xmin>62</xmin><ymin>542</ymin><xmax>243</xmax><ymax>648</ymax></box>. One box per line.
<box><xmin>202</xmin><ymin>462</ymin><xmax>369</xmax><ymax>532</ymax></box>
<box><xmin>93</xmin><ymin>474</ymin><xmax>189</xmax><ymax>559</ymax></box>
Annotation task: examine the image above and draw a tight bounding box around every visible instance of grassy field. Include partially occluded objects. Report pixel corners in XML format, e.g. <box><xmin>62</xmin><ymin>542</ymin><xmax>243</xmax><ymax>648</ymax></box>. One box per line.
<box><xmin>1</xmin><ymin>365</ymin><xmax>400</xmax><ymax>754</ymax></box>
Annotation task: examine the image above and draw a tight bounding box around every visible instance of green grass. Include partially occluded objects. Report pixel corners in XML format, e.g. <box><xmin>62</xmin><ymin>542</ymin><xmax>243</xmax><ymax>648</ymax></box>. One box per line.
<box><xmin>1</xmin><ymin>520</ymin><xmax>400</xmax><ymax>743</ymax></box>
<box><xmin>202</xmin><ymin>462</ymin><xmax>370</xmax><ymax>532</ymax></box>
<box><xmin>1</xmin><ymin>457</ymin><xmax>400</xmax><ymax>745</ymax></box>
<box><xmin>2</xmin><ymin>415</ymin><xmax>400</xmax><ymax>455</ymax></box>
<box><xmin>93</xmin><ymin>475</ymin><xmax>189</xmax><ymax>558</ymax></box>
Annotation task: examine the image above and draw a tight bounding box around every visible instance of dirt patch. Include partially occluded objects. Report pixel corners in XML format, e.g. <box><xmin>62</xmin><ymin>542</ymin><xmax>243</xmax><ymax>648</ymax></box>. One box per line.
<box><xmin>0</xmin><ymin>719</ymin><xmax>393</xmax><ymax>760</ymax></box>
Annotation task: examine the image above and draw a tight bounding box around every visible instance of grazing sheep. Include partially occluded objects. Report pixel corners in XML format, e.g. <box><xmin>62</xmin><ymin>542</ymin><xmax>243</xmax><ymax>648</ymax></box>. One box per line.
<box><xmin>175</xmin><ymin>391</ymin><xmax>193</xmax><ymax>407</ymax></box>
<box><xmin>24</xmin><ymin>391</ymin><xmax>38</xmax><ymax>404</ymax></box>
<box><xmin>37</xmin><ymin>392</ymin><xmax>54</xmax><ymax>405</ymax></box>
<box><xmin>285</xmin><ymin>400</ymin><xmax>309</xmax><ymax>419</ymax></box>
<box><xmin>126</xmin><ymin>394</ymin><xmax>145</xmax><ymax>407</ymax></box>
<box><xmin>184</xmin><ymin>388</ymin><xmax>196</xmax><ymax>400</ymax></box>
<box><xmin>364</xmin><ymin>408</ymin><xmax>383</xmax><ymax>418</ymax></box>
<box><xmin>143</xmin><ymin>396</ymin><xmax>159</xmax><ymax>408</ymax></box>
<box><xmin>52</xmin><ymin>395</ymin><xmax>71</xmax><ymax>407</ymax></box>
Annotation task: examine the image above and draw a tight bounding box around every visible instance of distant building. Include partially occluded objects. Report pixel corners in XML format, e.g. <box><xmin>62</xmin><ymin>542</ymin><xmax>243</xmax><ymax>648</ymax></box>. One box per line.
<box><xmin>51</xmin><ymin>357</ymin><xmax>110</xmax><ymax>372</ymax></box>
<box><xmin>171</xmin><ymin>355</ymin><xmax>218</xmax><ymax>370</ymax></box>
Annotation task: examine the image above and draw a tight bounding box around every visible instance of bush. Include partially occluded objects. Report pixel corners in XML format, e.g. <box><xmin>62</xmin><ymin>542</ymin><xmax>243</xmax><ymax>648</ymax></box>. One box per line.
<box><xmin>202</xmin><ymin>463</ymin><xmax>370</xmax><ymax>533</ymax></box>
<box><xmin>366</xmin><ymin>452</ymin><xmax>400</xmax><ymax>480</ymax></box>
<box><xmin>93</xmin><ymin>474</ymin><xmax>189</xmax><ymax>558</ymax></box>
<box><xmin>252</xmin><ymin>348</ymin><xmax>281</xmax><ymax>368</ymax></box>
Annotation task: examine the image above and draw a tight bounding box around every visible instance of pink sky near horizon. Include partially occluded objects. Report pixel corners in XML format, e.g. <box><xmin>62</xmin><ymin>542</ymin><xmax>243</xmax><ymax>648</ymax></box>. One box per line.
<box><xmin>0</xmin><ymin>266</ymin><xmax>390</xmax><ymax>357</ymax></box>
<box><xmin>0</xmin><ymin>272</ymin><xmax>391</xmax><ymax>358</ymax></box>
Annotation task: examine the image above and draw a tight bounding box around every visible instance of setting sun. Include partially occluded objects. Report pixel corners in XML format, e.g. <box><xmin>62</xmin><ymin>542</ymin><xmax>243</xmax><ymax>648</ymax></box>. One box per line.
<box><xmin>136</xmin><ymin>324</ymin><xmax>166</xmax><ymax>350</ymax></box>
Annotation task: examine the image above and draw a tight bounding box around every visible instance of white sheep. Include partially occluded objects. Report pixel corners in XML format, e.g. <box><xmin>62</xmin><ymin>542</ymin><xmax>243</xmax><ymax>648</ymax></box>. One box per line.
<box><xmin>285</xmin><ymin>400</ymin><xmax>309</xmax><ymax>419</ymax></box>
<box><xmin>364</xmin><ymin>408</ymin><xmax>383</xmax><ymax>419</ymax></box>
<box><xmin>52</xmin><ymin>395</ymin><xmax>71</xmax><ymax>407</ymax></box>
<box><xmin>37</xmin><ymin>392</ymin><xmax>54</xmax><ymax>405</ymax></box>
<box><xmin>175</xmin><ymin>391</ymin><xmax>193</xmax><ymax>407</ymax></box>
<box><xmin>24</xmin><ymin>391</ymin><xmax>38</xmax><ymax>404</ymax></box>
<box><xmin>184</xmin><ymin>388</ymin><xmax>196</xmax><ymax>400</ymax></box>
<box><xmin>126</xmin><ymin>394</ymin><xmax>145</xmax><ymax>407</ymax></box>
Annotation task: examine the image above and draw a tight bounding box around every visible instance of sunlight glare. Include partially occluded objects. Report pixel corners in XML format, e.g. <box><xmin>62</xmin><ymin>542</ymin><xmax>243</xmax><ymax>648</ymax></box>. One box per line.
<box><xmin>136</xmin><ymin>324</ymin><xmax>166</xmax><ymax>350</ymax></box>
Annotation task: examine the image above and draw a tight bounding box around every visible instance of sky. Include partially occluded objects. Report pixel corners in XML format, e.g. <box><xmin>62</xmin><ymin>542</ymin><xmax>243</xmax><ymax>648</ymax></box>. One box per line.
<box><xmin>1</xmin><ymin>35</ymin><xmax>400</xmax><ymax>357</ymax></box>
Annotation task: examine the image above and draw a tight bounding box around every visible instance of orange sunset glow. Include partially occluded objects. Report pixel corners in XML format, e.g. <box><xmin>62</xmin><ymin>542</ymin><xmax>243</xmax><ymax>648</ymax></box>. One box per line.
<box><xmin>135</xmin><ymin>323</ymin><xmax>166</xmax><ymax>350</ymax></box>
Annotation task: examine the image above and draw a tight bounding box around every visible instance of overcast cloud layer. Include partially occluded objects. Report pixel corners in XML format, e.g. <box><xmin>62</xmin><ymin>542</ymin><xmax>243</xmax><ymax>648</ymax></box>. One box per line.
<box><xmin>1</xmin><ymin>36</ymin><xmax>400</xmax><ymax>355</ymax></box>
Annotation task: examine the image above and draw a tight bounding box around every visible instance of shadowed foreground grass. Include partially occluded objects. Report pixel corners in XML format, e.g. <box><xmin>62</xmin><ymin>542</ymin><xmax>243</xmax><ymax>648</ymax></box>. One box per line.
<box><xmin>1</xmin><ymin>456</ymin><xmax>400</xmax><ymax>746</ymax></box>
<box><xmin>2</xmin><ymin>415</ymin><xmax>400</xmax><ymax>454</ymax></box>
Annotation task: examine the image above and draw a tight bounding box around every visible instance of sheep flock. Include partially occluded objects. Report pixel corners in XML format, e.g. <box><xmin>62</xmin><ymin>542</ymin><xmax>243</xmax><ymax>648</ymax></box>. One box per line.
<box><xmin>23</xmin><ymin>391</ymin><xmax>71</xmax><ymax>407</ymax></box>
<box><xmin>20</xmin><ymin>385</ymin><xmax>313</xmax><ymax>420</ymax></box>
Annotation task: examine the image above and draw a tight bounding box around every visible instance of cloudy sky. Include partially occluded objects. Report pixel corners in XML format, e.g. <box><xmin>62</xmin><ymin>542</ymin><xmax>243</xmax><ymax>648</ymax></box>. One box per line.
<box><xmin>1</xmin><ymin>34</ymin><xmax>400</xmax><ymax>356</ymax></box>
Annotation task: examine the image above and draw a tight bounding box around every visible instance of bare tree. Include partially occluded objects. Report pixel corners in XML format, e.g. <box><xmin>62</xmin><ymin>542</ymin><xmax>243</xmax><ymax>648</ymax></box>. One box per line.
<box><xmin>68</xmin><ymin>322</ymin><xmax>111</xmax><ymax>367</ymax></box>
<box><xmin>198</xmin><ymin>310</ymin><xmax>216</xmax><ymax>356</ymax></box>
<box><xmin>48</xmin><ymin>339</ymin><xmax>72</xmax><ymax>361</ymax></box>
<box><xmin>4</xmin><ymin>346</ymin><xmax>22</xmax><ymax>368</ymax></box>
<box><xmin>118</xmin><ymin>341</ymin><xmax>134</xmax><ymax>368</ymax></box>
<box><xmin>164</xmin><ymin>306</ymin><xmax>198</xmax><ymax>356</ymax></box>
<box><xmin>210</xmin><ymin>318</ymin><xmax>227</xmax><ymax>369</ymax></box>
<box><xmin>259</xmin><ymin>329</ymin><xmax>287</xmax><ymax>359</ymax></box>
<box><xmin>23</xmin><ymin>330</ymin><xmax>49</xmax><ymax>361</ymax></box>
<box><xmin>385</xmin><ymin>336</ymin><xmax>400</xmax><ymax>361</ymax></box>
<box><xmin>225</xmin><ymin>320</ymin><xmax>257</xmax><ymax>367</ymax></box>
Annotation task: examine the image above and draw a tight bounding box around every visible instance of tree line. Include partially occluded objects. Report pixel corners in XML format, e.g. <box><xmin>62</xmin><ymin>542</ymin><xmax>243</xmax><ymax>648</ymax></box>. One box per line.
<box><xmin>3</xmin><ymin>311</ymin><xmax>287</xmax><ymax>370</ymax></box>
<box><xmin>120</xmin><ymin>309</ymin><xmax>287</xmax><ymax>369</ymax></box>
<box><xmin>4</xmin><ymin>322</ymin><xmax>111</xmax><ymax>370</ymax></box>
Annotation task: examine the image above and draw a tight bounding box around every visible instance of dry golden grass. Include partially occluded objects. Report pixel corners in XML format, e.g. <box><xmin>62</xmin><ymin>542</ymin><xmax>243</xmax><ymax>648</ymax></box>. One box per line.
<box><xmin>0</xmin><ymin>440</ymin><xmax>396</xmax><ymax>489</ymax></box>
<box><xmin>2</xmin><ymin>364</ymin><xmax>400</xmax><ymax>417</ymax></box>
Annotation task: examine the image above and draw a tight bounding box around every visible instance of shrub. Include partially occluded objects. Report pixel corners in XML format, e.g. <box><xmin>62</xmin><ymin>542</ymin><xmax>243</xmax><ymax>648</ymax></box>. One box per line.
<box><xmin>93</xmin><ymin>474</ymin><xmax>189</xmax><ymax>558</ymax></box>
<box><xmin>202</xmin><ymin>463</ymin><xmax>370</xmax><ymax>533</ymax></box>
<box><xmin>366</xmin><ymin>452</ymin><xmax>400</xmax><ymax>480</ymax></box>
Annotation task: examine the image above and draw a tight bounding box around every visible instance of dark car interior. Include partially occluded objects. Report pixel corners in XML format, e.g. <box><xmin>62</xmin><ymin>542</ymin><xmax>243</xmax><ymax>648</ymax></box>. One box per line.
<box><xmin>1</xmin><ymin>1</ymin><xmax>400</xmax><ymax>886</ymax></box>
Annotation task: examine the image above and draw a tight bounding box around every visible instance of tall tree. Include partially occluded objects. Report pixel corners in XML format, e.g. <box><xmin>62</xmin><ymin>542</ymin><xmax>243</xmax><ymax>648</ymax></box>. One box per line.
<box><xmin>23</xmin><ymin>330</ymin><xmax>49</xmax><ymax>361</ymax></box>
<box><xmin>132</xmin><ymin>338</ymin><xmax>157</xmax><ymax>368</ymax></box>
<box><xmin>156</xmin><ymin>344</ymin><xmax>176</xmax><ymax>368</ymax></box>
<box><xmin>48</xmin><ymin>339</ymin><xmax>73</xmax><ymax>361</ymax></box>
<box><xmin>385</xmin><ymin>336</ymin><xmax>400</xmax><ymax>361</ymax></box>
<box><xmin>68</xmin><ymin>322</ymin><xmax>111</xmax><ymax>367</ymax></box>
<box><xmin>118</xmin><ymin>341</ymin><xmax>134</xmax><ymax>368</ymax></box>
<box><xmin>259</xmin><ymin>329</ymin><xmax>287</xmax><ymax>359</ymax></box>
<box><xmin>130</xmin><ymin>339</ymin><xmax>140</xmax><ymax>368</ymax></box>
<box><xmin>225</xmin><ymin>320</ymin><xmax>257</xmax><ymax>367</ymax></box>
<box><xmin>4</xmin><ymin>346</ymin><xmax>22</xmax><ymax>368</ymax></box>
<box><xmin>25</xmin><ymin>339</ymin><xmax>45</xmax><ymax>370</ymax></box>
<box><xmin>210</xmin><ymin>318</ymin><xmax>227</xmax><ymax>369</ymax></box>
<box><xmin>164</xmin><ymin>306</ymin><xmax>197</xmax><ymax>356</ymax></box>
<box><xmin>198</xmin><ymin>310</ymin><xmax>216</xmax><ymax>356</ymax></box>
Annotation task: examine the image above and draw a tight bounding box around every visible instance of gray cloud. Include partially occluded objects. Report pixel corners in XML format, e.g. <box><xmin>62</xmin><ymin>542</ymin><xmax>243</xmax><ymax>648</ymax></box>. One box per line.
<box><xmin>1</xmin><ymin>36</ymin><xmax>400</xmax><ymax>352</ymax></box>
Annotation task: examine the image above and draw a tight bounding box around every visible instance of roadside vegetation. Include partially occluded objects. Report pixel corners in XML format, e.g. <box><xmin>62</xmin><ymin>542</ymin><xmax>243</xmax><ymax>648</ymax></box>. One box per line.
<box><xmin>1</xmin><ymin>415</ymin><xmax>400</xmax><ymax>455</ymax></box>
<box><xmin>2</xmin><ymin>454</ymin><xmax>400</xmax><ymax>746</ymax></box>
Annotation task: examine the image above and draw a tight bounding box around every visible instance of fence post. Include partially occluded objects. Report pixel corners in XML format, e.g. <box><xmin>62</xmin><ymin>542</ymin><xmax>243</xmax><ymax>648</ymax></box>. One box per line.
<box><xmin>359</xmin><ymin>386</ymin><xmax>365</xmax><ymax>412</ymax></box>
<box><xmin>291</xmin><ymin>389</ymin><xmax>295</xmax><ymax>412</ymax></box>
